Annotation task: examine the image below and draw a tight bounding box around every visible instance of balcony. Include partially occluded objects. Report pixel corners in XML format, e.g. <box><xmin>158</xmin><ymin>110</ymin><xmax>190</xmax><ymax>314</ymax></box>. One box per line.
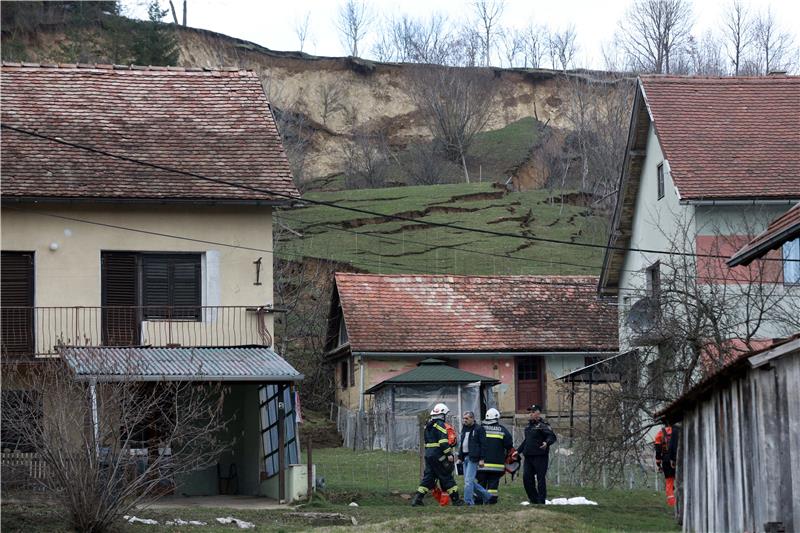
<box><xmin>0</xmin><ymin>306</ymin><xmax>273</xmax><ymax>358</ymax></box>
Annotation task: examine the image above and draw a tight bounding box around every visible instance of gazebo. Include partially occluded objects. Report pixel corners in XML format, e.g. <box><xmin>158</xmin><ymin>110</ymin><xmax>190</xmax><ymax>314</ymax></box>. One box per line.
<box><xmin>364</xmin><ymin>359</ymin><xmax>499</xmax><ymax>450</ymax></box>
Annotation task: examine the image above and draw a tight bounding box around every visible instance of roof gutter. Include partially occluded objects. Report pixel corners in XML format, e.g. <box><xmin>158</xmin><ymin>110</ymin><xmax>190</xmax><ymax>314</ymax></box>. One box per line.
<box><xmin>352</xmin><ymin>350</ymin><xmax>618</xmax><ymax>358</ymax></box>
<box><xmin>681</xmin><ymin>198</ymin><xmax>799</xmax><ymax>206</ymax></box>
<box><xmin>2</xmin><ymin>196</ymin><xmax>297</xmax><ymax>207</ymax></box>
<box><xmin>71</xmin><ymin>374</ymin><xmax>304</xmax><ymax>383</ymax></box>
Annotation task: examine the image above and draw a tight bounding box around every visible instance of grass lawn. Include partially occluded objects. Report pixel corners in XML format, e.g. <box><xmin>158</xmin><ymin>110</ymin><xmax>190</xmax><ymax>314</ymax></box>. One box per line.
<box><xmin>1</xmin><ymin>448</ymin><xmax>678</xmax><ymax>532</ymax></box>
<box><xmin>277</xmin><ymin>183</ymin><xmax>607</xmax><ymax>276</ymax></box>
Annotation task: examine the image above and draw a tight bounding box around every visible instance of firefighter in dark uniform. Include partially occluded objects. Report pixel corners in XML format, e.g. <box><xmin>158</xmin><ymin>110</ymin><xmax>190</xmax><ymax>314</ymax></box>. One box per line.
<box><xmin>411</xmin><ymin>403</ymin><xmax>464</xmax><ymax>506</ymax></box>
<box><xmin>476</xmin><ymin>408</ymin><xmax>513</xmax><ymax>504</ymax></box>
<box><xmin>516</xmin><ymin>404</ymin><xmax>556</xmax><ymax>504</ymax></box>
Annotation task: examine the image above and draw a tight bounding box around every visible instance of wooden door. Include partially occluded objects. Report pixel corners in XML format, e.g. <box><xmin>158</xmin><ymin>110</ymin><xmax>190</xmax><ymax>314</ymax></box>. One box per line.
<box><xmin>515</xmin><ymin>356</ymin><xmax>544</xmax><ymax>412</ymax></box>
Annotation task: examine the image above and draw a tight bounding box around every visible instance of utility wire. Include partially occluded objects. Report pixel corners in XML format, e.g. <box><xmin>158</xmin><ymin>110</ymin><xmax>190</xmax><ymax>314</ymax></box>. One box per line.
<box><xmin>4</xmin><ymin>123</ymin><xmax>795</xmax><ymax>263</ymax></box>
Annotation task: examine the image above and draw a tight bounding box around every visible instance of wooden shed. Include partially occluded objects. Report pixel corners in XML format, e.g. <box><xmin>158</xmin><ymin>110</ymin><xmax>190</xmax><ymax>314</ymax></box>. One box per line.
<box><xmin>659</xmin><ymin>335</ymin><xmax>800</xmax><ymax>533</ymax></box>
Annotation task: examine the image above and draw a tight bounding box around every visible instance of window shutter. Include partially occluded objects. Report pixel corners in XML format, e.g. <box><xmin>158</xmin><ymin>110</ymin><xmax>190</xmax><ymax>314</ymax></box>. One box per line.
<box><xmin>1</xmin><ymin>252</ymin><xmax>34</xmax><ymax>356</ymax></box>
<box><xmin>101</xmin><ymin>252</ymin><xmax>139</xmax><ymax>346</ymax></box>
<box><xmin>142</xmin><ymin>254</ymin><xmax>200</xmax><ymax>319</ymax></box>
<box><xmin>171</xmin><ymin>257</ymin><xmax>201</xmax><ymax>319</ymax></box>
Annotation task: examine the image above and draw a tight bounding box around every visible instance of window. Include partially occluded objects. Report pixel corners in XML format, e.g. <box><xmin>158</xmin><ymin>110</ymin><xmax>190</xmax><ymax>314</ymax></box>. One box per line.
<box><xmin>141</xmin><ymin>254</ymin><xmax>201</xmax><ymax>319</ymax></box>
<box><xmin>784</xmin><ymin>238</ymin><xmax>800</xmax><ymax>285</ymax></box>
<box><xmin>657</xmin><ymin>163</ymin><xmax>665</xmax><ymax>200</ymax></box>
<box><xmin>646</xmin><ymin>261</ymin><xmax>661</xmax><ymax>298</ymax></box>
<box><xmin>340</xmin><ymin>359</ymin><xmax>349</xmax><ymax>389</ymax></box>
<box><xmin>101</xmin><ymin>252</ymin><xmax>201</xmax><ymax>322</ymax></box>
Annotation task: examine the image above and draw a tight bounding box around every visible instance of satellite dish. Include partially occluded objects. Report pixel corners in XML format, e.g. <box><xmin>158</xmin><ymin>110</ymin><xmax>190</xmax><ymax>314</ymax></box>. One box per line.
<box><xmin>626</xmin><ymin>297</ymin><xmax>658</xmax><ymax>335</ymax></box>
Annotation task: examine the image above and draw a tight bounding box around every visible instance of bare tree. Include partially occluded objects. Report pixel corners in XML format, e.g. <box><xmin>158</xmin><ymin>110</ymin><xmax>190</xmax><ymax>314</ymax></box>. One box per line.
<box><xmin>751</xmin><ymin>7</ymin><xmax>797</xmax><ymax>74</ymax></box>
<box><xmin>562</xmin><ymin>211</ymin><xmax>799</xmax><ymax>482</ymax></box>
<box><xmin>336</xmin><ymin>0</ymin><xmax>372</xmax><ymax>57</ymax></box>
<box><xmin>271</xmin><ymin>253</ymin><xmax>339</xmax><ymax>411</ymax></box>
<box><xmin>2</xmin><ymin>359</ymin><xmax>228</xmax><ymax>532</ymax></box>
<box><xmin>375</xmin><ymin>13</ymin><xmax>457</xmax><ymax>65</ymax></box>
<box><xmin>550</xmin><ymin>25</ymin><xmax>578</xmax><ymax>71</ymax></box>
<box><xmin>723</xmin><ymin>0</ymin><xmax>752</xmax><ymax>75</ymax></box>
<box><xmin>294</xmin><ymin>11</ymin><xmax>312</xmax><ymax>53</ymax></box>
<box><xmin>451</xmin><ymin>24</ymin><xmax>483</xmax><ymax>67</ymax></box>
<box><xmin>521</xmin><ymin>22</ymin><xmax>547</xmax><ymax>68</ymax></box>
<box><xmin>409</xmin><ymin>66</ymin><xmax>497</xmax><ymax>183</ymax></box>
<box><xmin>472</xmin><ymin>0</ymin><xmax>505</xmax><ymax>67</ymax></box>
<box><xmin>341</xmin><ymin>126</ymin><xmax>390</xmax><ymax>188</ymax></box>
<box><xmin>316</xmin><ymin>81</ymin><xmax>346</xmax><ymax>127</ymax></box>
<box><xmin>403</xmin><ymin>141</ymin><xmax>449</xmax><ymax>185</ymax></box>
<box><xmin>499</xmin><ymin>27</ymin><xmax>524</xmax><ymax>68</ymax></box>
<box><xmin>617</xmin><ymin>0</ymin><xmax>694</xmax><ymax>74</ymax></box>
<box><xmin>684</xmin><ymin>31</ymin><xmax>726</xmax><ymax>76</ymax></box>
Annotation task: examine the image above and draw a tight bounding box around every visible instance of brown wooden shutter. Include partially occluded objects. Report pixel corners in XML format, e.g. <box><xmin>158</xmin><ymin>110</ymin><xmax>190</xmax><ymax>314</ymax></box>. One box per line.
<box><xmin>1</xmin><ymin>252</ymin><xmax>34</xmax><ymax>356</ymax></box>
<box><xmin>142</xmin><ymin>254</ymin><xmax>200</xmax><ymax>320</ymax></box>
<box><xmin>101</xmin><ymin>252</ymin><xmax>140</xmax><ymax>346</ymax></box>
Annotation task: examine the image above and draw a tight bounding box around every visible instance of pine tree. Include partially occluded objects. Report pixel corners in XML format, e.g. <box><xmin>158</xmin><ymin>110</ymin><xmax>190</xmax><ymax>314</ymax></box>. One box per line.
<box><xmin>131</xmin><ymin>0</ymin><xmax>180</xmax><ymax>66</ymax></box>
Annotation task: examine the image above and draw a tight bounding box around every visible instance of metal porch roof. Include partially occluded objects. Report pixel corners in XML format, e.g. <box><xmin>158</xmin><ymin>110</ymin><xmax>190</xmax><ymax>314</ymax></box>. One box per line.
<box><xmin>364</xmin><ymin>358</ymin><xmax>499</xmax><ymax>394</ymax></box>
<box><xmin>59</xmin><ymin>346</ymin><xmax>303</xmax><ymax>382</ymax></box>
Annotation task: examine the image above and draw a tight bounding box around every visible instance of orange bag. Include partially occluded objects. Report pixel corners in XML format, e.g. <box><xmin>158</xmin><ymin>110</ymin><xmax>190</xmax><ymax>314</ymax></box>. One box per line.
<box><xmin>432</xmin><ymin>486</ymin><xmax>450</xmax><ymax>506</ymax></box>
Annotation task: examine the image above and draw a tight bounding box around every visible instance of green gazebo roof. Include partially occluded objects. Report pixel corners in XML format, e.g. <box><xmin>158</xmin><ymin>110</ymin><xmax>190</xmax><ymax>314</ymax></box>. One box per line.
<box><xmin>364</xmin><ymin>358</ymin><xmax>499</xmax><ymax>394</ymax></box>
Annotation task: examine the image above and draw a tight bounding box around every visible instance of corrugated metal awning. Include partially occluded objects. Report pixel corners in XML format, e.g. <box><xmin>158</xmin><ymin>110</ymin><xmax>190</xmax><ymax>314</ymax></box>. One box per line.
<box><xmin>59</xmin><ymin>345</ymin><xmax>303</xmax><ymax>382</ymax></box>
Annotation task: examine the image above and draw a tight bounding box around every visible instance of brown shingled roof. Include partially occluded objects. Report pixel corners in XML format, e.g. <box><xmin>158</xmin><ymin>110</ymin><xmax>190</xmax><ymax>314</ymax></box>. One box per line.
<box><xmin>728</xmin><ymin>203</ymin><xmax>800</xmax><ymax>267</ymax></box>
<box><xmin>641</xmin><ymin>75</ymin><xmax>800</xmax><ymax>201</ymax></box>
<box><xmin>333</xmin><ymin>274</ymin><xmax>618</xmax><ymax>353</ymax></box>
<box><xmin>1</xmin><ymin>63</ymin><xmax>299</xmax><ymax>202</ymax></box>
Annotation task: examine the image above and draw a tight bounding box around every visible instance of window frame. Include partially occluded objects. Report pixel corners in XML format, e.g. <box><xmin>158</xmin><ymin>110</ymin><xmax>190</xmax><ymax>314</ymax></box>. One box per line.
<box><xmin>656</xmin><ymin>162</ymin><xmax>665</xmax><ymax>200</ymax></box>
<box><xmin>646</xmin><ymin>261</ymin><xmax>661</xmax><ymax>299</ymax></box>
<box><xmin>783</xmin><ymin>238</ymin><xmax>800</xmax><ymax>286</ymax></box>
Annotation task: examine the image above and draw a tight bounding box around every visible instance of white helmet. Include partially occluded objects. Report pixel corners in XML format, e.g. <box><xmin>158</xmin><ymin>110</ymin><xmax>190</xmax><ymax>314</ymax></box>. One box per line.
<box><xmin>430</xmin><ymin>403</ymin><xmax>450</xmax><ymax>416</ymax></box>
<box><xmin>485</xmin><ymin>408</ymin><xmax>501</xmax><ymax>421</ymax></box>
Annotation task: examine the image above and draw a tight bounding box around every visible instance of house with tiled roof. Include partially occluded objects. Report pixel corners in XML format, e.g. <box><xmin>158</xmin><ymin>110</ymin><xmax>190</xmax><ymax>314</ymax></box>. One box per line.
<box><xmin>0</xmin><ymin>64</ymin><xmax>306</xmax><ymax>500</ymax></box>
<box><xmin>599</xmin><ymin>75</ymin><xmax>800</xmax><ymax>353</ymax></box>
<box><xmin>324</xmin><ymin>273</ymin><xmax>618</xmax><ymax>424</ymax></box>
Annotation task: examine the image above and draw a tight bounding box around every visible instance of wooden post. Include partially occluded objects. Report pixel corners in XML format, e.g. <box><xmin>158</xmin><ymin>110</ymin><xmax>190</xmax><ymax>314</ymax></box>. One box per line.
<box><xmin>588</xmin><ymin>372</ymin><xmax>593</xmax><ymax>436</ymax></box>
<box><xmin>569</xmin><ymin>379</ymin><xmax>575</xmax><ymax>440</ymax></box>
<box><xmin>278</xmin><ymin>400</ymin><xmax>286</xmax><ymax>504</ymax></box>
<box><xmin>419</xmin><ymin>423</ymin><xmax>425</xmax><ymax>478</ymax></box>
<box><xmin>306</xmin><ymin>434</ymin><xmax>313</xmax><ymax>501</ymax></box>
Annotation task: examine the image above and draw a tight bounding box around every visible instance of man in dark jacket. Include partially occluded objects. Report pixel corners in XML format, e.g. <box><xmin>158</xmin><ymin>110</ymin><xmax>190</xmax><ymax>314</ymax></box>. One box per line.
<box><xmin>476</xmin><ymin>408</ymin><xmax>513</xmax><ymax>504</ymax></box>
<box><xmin>411</xmin><ymin>403</ymin><xmax>463</xmax><ymax>506</ymax></box>
<box><xmin>516</xmin><ymin>404</ymin><xmax>556</xmax><ymax>504</ymax></box>
<box><xmin>457</xmin><ymin>411</ymin><xmax>492</xmax><ymax>506</ymax></box>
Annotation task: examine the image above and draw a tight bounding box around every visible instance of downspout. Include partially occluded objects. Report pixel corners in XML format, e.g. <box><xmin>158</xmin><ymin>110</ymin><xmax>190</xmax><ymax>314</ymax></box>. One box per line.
<box><xmin>358</xmin><ymin>355</ymin><xmax>365</xmax><ymax>412</ymax></box>
<box><xmin>89</xmin><ymin>378</ymin><xmax>100</xmax><ymax>457</ymax></box>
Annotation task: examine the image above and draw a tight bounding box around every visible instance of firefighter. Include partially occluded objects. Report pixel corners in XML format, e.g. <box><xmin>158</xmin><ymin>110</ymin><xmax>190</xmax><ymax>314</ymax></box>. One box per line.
<box><xmin>516</xmin><ymin>404</ymin><xmax>556</xmax><ymax>504</ymax></box>
<box><xmin>475</xmin><ymin>408</ymin><xmax>513</xmax><ymax>504</ymax></box>
<box><xmin>411</xmin><ymin>403</ymin><xmax>464</xmax><ymax>507</ymax></box>
<box><xmin>655</xmin><ymin>424</ymin><xmax>678</xmax><ymax>507</ymax></box>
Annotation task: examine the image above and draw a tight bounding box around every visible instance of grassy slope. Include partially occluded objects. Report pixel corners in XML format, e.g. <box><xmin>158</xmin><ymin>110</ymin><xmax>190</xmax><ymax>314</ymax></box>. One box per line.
<box><xmin>1</xmin><ymin>448</ymin><xmax>677</xmax><ymax>532</ymax></box>
<box><xmin>277</xmin><ymin>183</ymin><xmax>606</xmax><ymax>276</ymax></box>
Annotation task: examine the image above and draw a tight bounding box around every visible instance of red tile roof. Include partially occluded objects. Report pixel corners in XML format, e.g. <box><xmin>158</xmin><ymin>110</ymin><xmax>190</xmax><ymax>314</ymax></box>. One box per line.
<box><xmin>334</xmin><ymin>274</ymin><xmax>618</xmax><ymax>353</ymax></box>
<box><xmin>728</xmin><ymin>203</ymin><xmax>800</xmax><ymax>266</ymax></box>
<box><xmin>1</xmin><ymin>63</ymin><xmax>299</xmax><ymax>202</ymax></box>
<box><xmin>641</xmin><ymin>75</ymin><xmax>800</xmax><ymax>201</ymax></box>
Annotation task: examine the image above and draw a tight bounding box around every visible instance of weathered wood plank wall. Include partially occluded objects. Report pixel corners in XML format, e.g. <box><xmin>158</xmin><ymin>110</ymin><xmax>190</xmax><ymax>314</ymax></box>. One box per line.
<box><xmin>678</xmin><ymin>351</ymin><xmax>799</xmax><ymax>532</ymax></box>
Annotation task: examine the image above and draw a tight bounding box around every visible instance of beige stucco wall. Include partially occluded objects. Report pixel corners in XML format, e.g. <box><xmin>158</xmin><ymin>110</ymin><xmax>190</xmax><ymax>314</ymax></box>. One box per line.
<box><xmin>1</xmin><ymin>203</ymin><xmax>275</xmax><ymax>350</ymax></box>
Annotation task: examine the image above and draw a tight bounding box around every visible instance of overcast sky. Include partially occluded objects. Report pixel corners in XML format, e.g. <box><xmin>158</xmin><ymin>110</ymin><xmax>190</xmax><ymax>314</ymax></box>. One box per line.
<box><xmin>124</xmin><ymin>0</ymin><xmax>799</xmax><ymax>70</ymax></box>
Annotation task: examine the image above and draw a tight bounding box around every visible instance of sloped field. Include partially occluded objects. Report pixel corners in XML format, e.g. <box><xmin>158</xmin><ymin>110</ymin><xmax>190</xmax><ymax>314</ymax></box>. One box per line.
<box><xmin>276</xmin><ymin>183</ymin><xmax>608</xmax><ymax>276</ymax></box>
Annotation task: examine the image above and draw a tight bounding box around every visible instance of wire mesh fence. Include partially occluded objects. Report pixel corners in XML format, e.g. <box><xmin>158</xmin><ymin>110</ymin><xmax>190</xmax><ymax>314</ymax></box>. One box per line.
<box><xmin>321</xmin><ymin>405</ymin><xmax>664</xmax><ymax>493</ymax></box>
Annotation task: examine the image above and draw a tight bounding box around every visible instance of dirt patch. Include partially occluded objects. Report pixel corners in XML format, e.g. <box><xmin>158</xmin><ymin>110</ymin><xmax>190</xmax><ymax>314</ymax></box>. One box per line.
<box><xmin>547</xmin><ymin>192</ymin><xmax>598</xmax><ymax>207</ymax></box>
<box><xmin>300</xmin><ymin>410</ymin><xmax>342</xmax><ymax>449</ymax></box>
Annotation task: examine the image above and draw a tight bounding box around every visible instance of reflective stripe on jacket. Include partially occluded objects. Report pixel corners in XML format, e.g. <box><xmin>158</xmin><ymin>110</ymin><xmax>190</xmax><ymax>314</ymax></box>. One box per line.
<box><xmin>479</xmin><ymin>421</ymin><xmax>513</xmax><ymax>472</ymax></box>
<box><xmin>424</xmin><ymin>418</ymin><xmax>453</xmax><ymax>459</ymax></box>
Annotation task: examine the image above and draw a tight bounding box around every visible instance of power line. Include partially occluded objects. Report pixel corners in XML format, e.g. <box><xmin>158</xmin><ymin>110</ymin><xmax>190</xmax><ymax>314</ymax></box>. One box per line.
<box><xmin>4</xmin><ymin>123</ymin><xmax>795</xmax><ymax>263</ymax></box>
<box><xmin>276</xmin><ymin>212</ymin><xmax>800</xmax><ymax>289</ymax></box>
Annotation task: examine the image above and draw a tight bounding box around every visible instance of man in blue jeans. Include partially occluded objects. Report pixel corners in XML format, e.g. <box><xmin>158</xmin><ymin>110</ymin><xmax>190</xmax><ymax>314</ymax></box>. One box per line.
<box><xmin>457</xmin><ymin>411</ymin><xmax>492</xmax><ymax>506</ymax></box>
